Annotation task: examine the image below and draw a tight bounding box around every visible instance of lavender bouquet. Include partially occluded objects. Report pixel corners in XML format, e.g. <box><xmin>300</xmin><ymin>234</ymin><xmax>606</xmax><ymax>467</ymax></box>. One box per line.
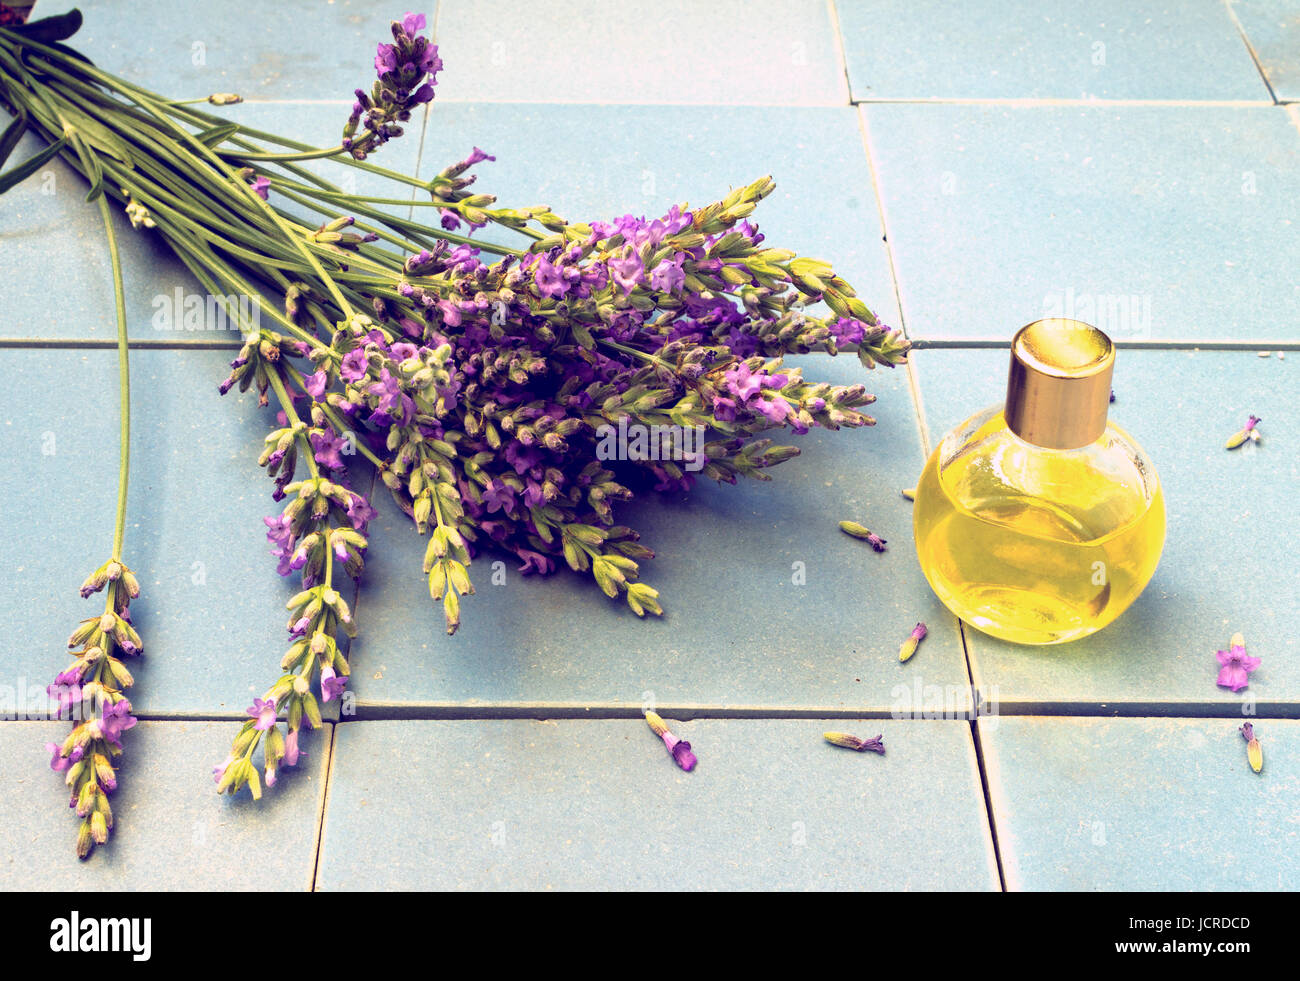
<box><xmin>0</xmin><ymin>9</ymin><xmax>908</xmax><ymax>855</ymax></box>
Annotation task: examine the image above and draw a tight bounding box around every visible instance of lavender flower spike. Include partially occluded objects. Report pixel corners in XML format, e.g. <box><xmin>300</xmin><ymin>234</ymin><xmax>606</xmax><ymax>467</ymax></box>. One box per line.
<box><xmin>343</xmin><ymin>12</ymin><xmax>442</xmax><ymax>159</ymax></box>
<box><xmin>644</xmin><ymin>710</ymin><xmax>697</xmax><ymax>772</ymax></box>
<box><xmin>48</xmin><ymin>560</ymin><xmax>143</xmax><ymax>858</ymax></box>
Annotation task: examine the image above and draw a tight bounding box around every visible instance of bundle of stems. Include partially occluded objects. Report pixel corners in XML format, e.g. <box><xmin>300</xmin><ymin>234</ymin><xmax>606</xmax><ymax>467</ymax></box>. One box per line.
<box><xmin>2</xmin><ymin>9</ymin><xmax>909</xmax><ymax>821</ymax></box>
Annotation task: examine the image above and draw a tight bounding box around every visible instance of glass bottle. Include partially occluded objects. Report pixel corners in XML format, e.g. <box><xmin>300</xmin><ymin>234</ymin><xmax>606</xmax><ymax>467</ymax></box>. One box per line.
<box><xmin>913</xmin><ymin>319</ymin><xmax>1165</xmax><ymax>645</ymax></box>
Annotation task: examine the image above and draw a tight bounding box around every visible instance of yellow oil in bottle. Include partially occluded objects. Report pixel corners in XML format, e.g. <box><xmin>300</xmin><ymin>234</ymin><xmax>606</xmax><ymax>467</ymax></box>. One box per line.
<box><xmin>913</xmin><ymin>410</ymin><xmax>1165</xmax><ymax>645</ymax></box>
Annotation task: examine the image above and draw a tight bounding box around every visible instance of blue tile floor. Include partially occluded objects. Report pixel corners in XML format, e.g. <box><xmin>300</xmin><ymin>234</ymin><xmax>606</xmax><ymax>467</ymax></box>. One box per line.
<box><xmin>2</xmin><ymin>0</ymin><xmax>1297</xmax><ymax>889</ymax></box>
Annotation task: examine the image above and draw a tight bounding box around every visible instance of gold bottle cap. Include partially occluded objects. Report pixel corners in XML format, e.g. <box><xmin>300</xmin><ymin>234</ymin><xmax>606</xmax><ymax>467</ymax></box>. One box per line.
<box><xmin>1004</xmin><ymin>319</ymin><xmax>1114</xmax><ymax>450</ymax></box>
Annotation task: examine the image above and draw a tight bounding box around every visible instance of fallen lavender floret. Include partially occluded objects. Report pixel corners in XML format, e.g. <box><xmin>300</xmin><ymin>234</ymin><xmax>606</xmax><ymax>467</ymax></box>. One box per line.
<box><xmin>823</xmin><ymin>731</ymin><xmax>885</xmax><ymax>755</ymax></box>
<box><xmin>644</xmin><ymin>711</ymin><xmax>697</xmax><ymax>772</ymax></box>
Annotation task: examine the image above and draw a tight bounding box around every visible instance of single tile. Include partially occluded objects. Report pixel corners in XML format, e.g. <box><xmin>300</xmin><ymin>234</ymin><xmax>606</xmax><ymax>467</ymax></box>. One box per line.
<box><xmin>433</xmin><ymin>0</ymin><xmax>847</xmax><ymax>105</ymax></box>
<box><xmin>980</xmin><ymin>716</ymin><xmax>1300</xmax><ymax>890</ymax></box>
<box><xmin>836</xmin><ymin>0</ymin><xmax>1268</xmax><ymax>101</ymax></box>
<box><xmin>0</xmin><ymin>347</ymin><xmax>349</xmax><ymax>717</ymax></box>
<box><xmin>912</xmin><ymin>347</ymin><xmax>1300</xmax><ymax>713</ymax></box>
<box><xmin>418</xmin><ymin>102</ymin><xmax>899</xmax><ymax>328</ymax></box>
<box><xmin>865</xmin><ymin>104</ymin><xmax>1300</xmax><ymax>341</ymax></box>
<box><xmin>348</xmin><ymin>353</ymin><xmax>969</xmax><ymax>715</ymax></box>
<box><xmin>316</xmin><ymin>718</ymin><xmax>998</xmax><ymax>890</ymax></box>
<box><xmin>2</xmin><ymin>131</ymin><xmax>209</xmax><ymax>342</ymax></box>
<box><xmin>1</xmin><ymin>102</ymin><xmax>422</xmax><ymax>341</ymax></box>
<box><xmin>66</xmin><ymin>0</ymin><xmax>429</xmax><ymax>100</ymax></box>
<box><xmin>1232</xmin><ymin>0</ymin><xmax>1300</xmax><ymax>102</ymax></box>
<box><xmin>0</xmin><ymin>721</ymin><xmax>329</xmax><ymax>890</ymax></box>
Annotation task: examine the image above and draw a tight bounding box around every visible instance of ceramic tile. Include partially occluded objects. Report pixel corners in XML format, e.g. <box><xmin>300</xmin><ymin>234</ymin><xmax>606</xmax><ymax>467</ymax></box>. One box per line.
<box><xmin>864</xmin><ymin>103</ymin><xmax>1300</xmax><ymax>341</ymax></box>
<box><xmin>0</xmin><ymin>721</ymin><xmax>329</xmax><ymax>890</ymax></box>
<box><xmin>433</xmin><ymin>0</ymin><xmax>847</xmax><ymax>105</ymax></box>
<box><xmin>0</xmin><ymin>347</ymin><xmax>346</xmax><ymax>718</ymax></box>
<box><xmin>67</xmin><ymin>0</ymin><xmax>430</xmax><ymax>101</ymax></box>
<box><xmin>981</xmin><ymin>716</ymin><xmax>1300</xmax><ymax>889</ymax></box>
<box><xmin>836</xmin><ymin>0</ymin><xmax>1268</xmax><ymax>101</ymax></box>
<box><xmin>316</xmin><ymin>718</ymin><xmax>998</xmax><ymax>890</ymax></box>
<box><xmin>1232</xmin><ymin>0</ymin><xmax>1300</xmax><ymax>102</ymax></box>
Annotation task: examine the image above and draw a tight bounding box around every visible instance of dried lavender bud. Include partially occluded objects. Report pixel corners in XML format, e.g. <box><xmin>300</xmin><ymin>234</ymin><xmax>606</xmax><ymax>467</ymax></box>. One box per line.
<box><xmin>644</xmin><ymin>711</ymin><xmax>697</xmax><ymax>772</ymax></box>
<box><xmin>1225</xmin><ymin>415</ymin><xmax>1262</xmax><ymax>449</ymax></box>
<box><xmin>1240</xmin><ymin>722</ymin><xmax>1263</xmax><ymax>774</ymax></box>
<box><xmin>839</xmin><ymin>520</ymin><xmax>887</xmax><ymax>552</ymax></box>
<box><xmin>899</xmin><ymin>622</ymin><xmax>928</xmax><ymax>663</ymax></box>
<box><xmin>823</xmin><ymin>732</ymin><xmax>885</xmax><ymax>755</ymax></box>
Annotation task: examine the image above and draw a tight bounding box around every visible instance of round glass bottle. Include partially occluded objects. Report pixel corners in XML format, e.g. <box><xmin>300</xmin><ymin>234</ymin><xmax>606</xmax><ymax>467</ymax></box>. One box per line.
<box><xmin>913</xmin><ymin>320</ymin><xmax>1165</xmax><ymax>645</ymax></box>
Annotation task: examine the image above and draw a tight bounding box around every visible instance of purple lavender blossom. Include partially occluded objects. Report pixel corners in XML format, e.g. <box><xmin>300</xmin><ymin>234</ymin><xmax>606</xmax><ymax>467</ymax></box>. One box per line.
<box><xmin>321</xmin><ymin>667</ymin><xmax>348</xmax><ymax>703</ymax></box>
<box><xmin>346</xmin><ymin>492</ymin><xmax>378</xmax><ymax>530</ymax></box>
<box><xmin>340</xmin><ymin>348</ymin><xmax>369</xmax><ymax>383</ymax></box>
<box><xmin>368</xmin><ymin>368</ymin><xmax>415</xmax><ymax>425</ymax></box>
<box><xmin>212</xmin><ymin>756</ymin><xmax>235</xmax><ymax>784</ymax></box>
<box><xmin>47</xmin><ymin>742</ymin><xmax>71</xmax><ymax>772</ymax></box>
<box><xmin>98</xmin><ymin>699</ymin><xmax>137</xmax><ymax>747</ymax></box>
<box><xmin>1216</xmin><ymin>637</ymin><xmax>1261</xmax><ymax>692</ymax></box>
<box><xmin>283</xmin><ymin>728</ymin><xmax>303</xmax><ymax>767</ymax></box>
<box><xmin>482</xmin><ymin>479</ymin><xmax>515</xmax><ymax>514</ymax></box>
<box><xmin>663</xmin><ymin>732</ymin><xmax>697</xmax><ymax>772</ymax></box>
<box><xmin>649</xmin><ymin>254</ymin><xmax>686</xmax><ymax>293</ymax></box>
<box><xmin>644</xmin><ymin>711</ymin><xmax>698</xmax><ymax>772</ymax></box>
<box><xmin>247</xmin><ymin>697</ymin><xmax>278</xmax><ymax>731</ymax></box>
<box><xmin>310</xmin><ymin>430</ymin><xmax>348</xmax><ymax>471</ymax></box>
<box><xmin>304</xmin><ymin>370</ymin><xmax>329</xmax><ymax>399</ymax></box>
<box><xmin>607</xmin><ymin>251</ymin><xmax>645</xmax><ymax>295</ymax></box>
<box><xmin>344</xmin><ymin>13</ymin><xmax>442</xmax><ymax>159</ymax></box>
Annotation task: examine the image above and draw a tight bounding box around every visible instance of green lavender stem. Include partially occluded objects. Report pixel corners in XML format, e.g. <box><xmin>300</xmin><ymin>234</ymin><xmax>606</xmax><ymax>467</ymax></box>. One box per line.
<box><xmin>99</xmin><ymin>191</ymin><xmax>131</xmax><ymax>558</ymax></box>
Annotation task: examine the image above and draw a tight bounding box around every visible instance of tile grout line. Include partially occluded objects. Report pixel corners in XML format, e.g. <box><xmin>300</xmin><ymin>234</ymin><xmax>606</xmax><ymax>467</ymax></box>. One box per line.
<box><xmin>0</xmin><ymin>338</ymin><xmax>244</xmax><ymax>350</ymax></box>
<box><xmin>848</xmin><ymin>97</ymin><xmax>1277</xmax><ymax>107</ymax></box>
<box><xmin>229</xmin><ymin>97</ymin><xmax>1283</xmax><ymax>108</ymax></box>
<box><xmin>967</xmin><ymin>717</ymin><xmax>1009</xmax><ymax>891</ymax></box>
<box><xmin>5</xmin><ymin>336</ymin><xmax>1300</xmax><ymax>352</ymax></box>
<box><xmin>1223</xmin><ymin>0</ymin><xmax>1280</xmax><ymax>104</ymax></box>
<box><xmin>910</xmin><ymin>338</ymin><xmax>1300</xmax><ymax>350</ymax></box>
<box><xmin>7</xmin><ymin>704</ymin><xmax>1300</xmax><ymax>723</ymax></box>
<box><xmin>308</xmin><ymin>722</ymin><xmax>338</xmax><ymax>891</ymax></box>
<box><xmin>851</xmin><ymin>107</ymin><xmax>908</xmax><ymax>342</ymax></box>
<box><xmin>823</xmin><ymin>0</ymin><xmax>854</xmax><ymax>107</ymax></box>
<box><xmin>5</xmin><ymin>336</ymin><xmax>1299</xmax><ymax>352</ymax></box>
